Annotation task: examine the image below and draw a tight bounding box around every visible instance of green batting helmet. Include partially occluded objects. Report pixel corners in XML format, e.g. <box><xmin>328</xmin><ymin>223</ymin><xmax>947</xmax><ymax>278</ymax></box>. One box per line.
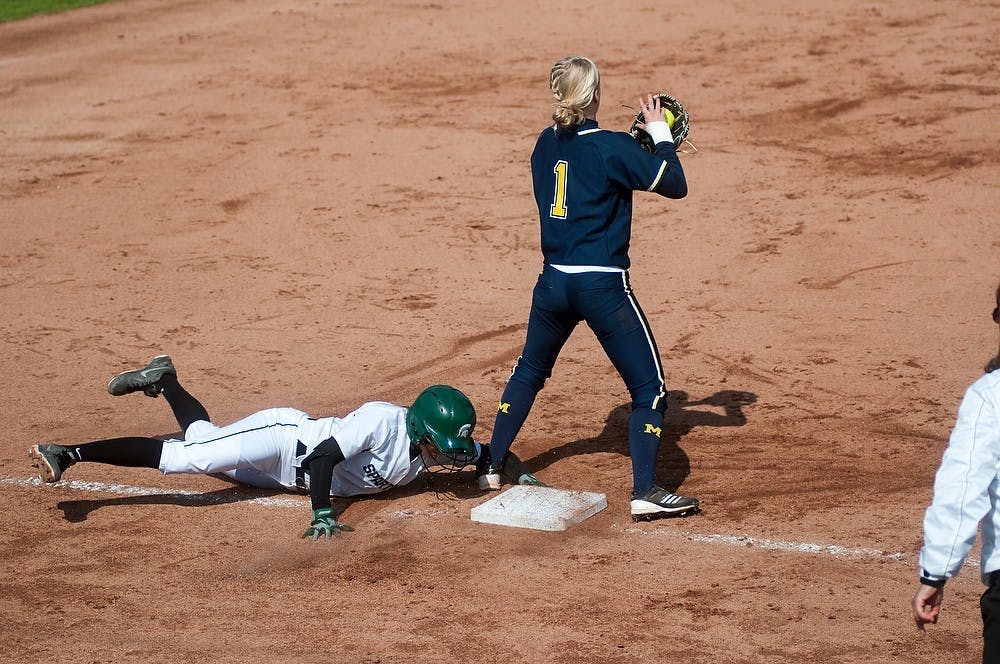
<box><xmin>407</xmin><ymin>385</ymin><xmax>477</xmax><ymax>473</ymax></box>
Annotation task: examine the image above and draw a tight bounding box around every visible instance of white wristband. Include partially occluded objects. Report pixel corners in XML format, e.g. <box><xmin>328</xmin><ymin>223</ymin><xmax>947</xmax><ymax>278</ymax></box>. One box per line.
<box><xmin>644</xmin><ymin>120</ymin><xmax>674</xmax><ymax>146</ymax></box>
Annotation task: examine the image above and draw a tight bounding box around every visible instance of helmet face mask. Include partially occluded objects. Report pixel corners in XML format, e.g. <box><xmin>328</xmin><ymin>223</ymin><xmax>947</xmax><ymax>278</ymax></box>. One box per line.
<box><xmin>415</xmin><ymin>434</ymin><xmax>477</xmax><ymax>474</ymax></box>
<box><xmin>407</xmin><ymin>385</ymin><xmax>477</xmax><ymax>475</ymax></box>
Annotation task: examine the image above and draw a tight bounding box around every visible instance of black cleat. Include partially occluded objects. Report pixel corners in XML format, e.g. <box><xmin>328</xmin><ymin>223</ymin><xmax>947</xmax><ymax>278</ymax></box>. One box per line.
<box><xmin>630</xmin><ymin>484</ymin><xmax>700</xmax><ymax>520</ymax></box>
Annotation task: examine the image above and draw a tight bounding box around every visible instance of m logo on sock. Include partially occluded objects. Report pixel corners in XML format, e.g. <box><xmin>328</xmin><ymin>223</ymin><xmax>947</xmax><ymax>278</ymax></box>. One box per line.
<box><xmin>644</xmin><ymin>423</ymin><xmax>662</xmax><ymax>437</ymax></box>
<box><xmin>498</xmin><ymin>402</ymin><xmax>511</xmax><ymax>414</ymax></box>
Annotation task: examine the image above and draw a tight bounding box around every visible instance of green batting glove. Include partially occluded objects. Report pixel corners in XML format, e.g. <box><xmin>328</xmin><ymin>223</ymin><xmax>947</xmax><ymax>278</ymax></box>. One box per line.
<box><xmin>301</xmin><ymin>507</ymin><xmax>354</xmax><ymax>541</ymax></box>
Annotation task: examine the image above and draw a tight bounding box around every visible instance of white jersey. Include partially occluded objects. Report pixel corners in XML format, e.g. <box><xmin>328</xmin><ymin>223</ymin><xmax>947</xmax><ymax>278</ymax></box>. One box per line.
<box><xmin>919</xmin><ymin>370</ymin><xmax>1000</xmax><ymax>585</ymax></box>
<box><xmin>296</xmin><ymin>402</ymin><xmax>423</xmax><ymax>495</ymax></box>
<box><xmin>156</xmin><ymin>401</ymin><xmax>481</xmax><ymax>497</ymax></box>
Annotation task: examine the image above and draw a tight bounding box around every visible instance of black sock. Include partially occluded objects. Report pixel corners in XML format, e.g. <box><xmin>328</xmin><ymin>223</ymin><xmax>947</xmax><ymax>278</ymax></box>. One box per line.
<box><xmin>74</xmin><ymin>437</ymin><xmax>163</xmax><ymax>468</ymax></box>
<box><xmin>159</xmin><ymin>374</ymin><xmax>210</xmax><ymax>432</ymax></box>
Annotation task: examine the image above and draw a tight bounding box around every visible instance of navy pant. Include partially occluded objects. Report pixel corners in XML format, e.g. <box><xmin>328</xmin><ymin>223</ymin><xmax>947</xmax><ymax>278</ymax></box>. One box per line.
<box><xmin>982</xmin><ymin>577</ymin><xmax>1000</xmax><ymax>663</ymax></box>
<box><xmin>488</xmin><ymin>265</ymin><xmax>667</xmax><ymax>494</ymax></box>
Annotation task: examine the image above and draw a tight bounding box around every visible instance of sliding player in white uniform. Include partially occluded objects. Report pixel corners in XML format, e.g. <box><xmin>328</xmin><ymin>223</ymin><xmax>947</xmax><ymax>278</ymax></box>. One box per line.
<box><xmin>29</xmin><ymin>355</ymin><xmax>544</xmax><ymax>540</ymax></box>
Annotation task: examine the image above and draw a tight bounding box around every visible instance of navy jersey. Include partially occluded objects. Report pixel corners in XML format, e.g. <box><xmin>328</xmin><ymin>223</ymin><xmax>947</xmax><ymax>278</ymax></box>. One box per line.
<box><xmin>530</xmin><ymin>119</ymin><xmax>687</xmax><ymax>269</ymax></box>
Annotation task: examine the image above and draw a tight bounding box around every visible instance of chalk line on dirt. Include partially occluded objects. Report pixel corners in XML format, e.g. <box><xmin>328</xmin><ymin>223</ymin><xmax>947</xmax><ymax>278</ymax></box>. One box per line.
<box><xmin>2</xmin><ymin>474</ymin><xmax>308</xmax><ymax>508</ymax></box>
<box><xmin>621</xmin><ymin>525</ymin><xmax>913</xmax><ymax>562</ymax></box>
<box><xmin>6</xmin><ymin>474</ymin><xmax>938</xmax><ymax>564</ymax></box>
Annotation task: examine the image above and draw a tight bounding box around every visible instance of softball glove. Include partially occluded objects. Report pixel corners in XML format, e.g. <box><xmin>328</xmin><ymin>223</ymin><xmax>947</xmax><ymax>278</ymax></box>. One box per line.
<box><xmin>629</xmin><ymin>93</ymin><xmax>690</xmax><ymax>151</ymax></box>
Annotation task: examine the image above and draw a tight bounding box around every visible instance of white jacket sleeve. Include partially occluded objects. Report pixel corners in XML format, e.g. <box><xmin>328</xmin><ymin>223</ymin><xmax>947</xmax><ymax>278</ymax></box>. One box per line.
<box><xmin>918</xmin><ymin>374</ymin><xmax>1000</xmax><ymax>580</ymax></box>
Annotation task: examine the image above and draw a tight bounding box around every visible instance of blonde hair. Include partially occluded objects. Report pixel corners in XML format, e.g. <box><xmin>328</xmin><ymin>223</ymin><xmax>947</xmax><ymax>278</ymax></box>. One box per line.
<box><xmin>550</xmin><ymin>56</ymin><xmax>600</xmax><ymax>128</ymax></box>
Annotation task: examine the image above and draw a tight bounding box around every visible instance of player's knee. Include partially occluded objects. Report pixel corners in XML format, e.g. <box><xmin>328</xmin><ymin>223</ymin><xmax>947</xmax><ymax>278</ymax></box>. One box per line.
<box><xmin>510</xmin><ymin>363</ymin><xmax>549</xmax><ymax>393</ymax></box>
<box><xmin>631</xmin><ymin>389</ymin><xmax>667</xmax><ymax>414</ymax></box>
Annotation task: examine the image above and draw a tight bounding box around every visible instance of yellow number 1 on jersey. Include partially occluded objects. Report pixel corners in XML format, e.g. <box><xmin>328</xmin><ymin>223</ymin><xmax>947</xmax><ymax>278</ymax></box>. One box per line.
<box><xmin>550</xmin><ymin>160</ymin><xmax>568</xmax><ymax>219</ymax></box>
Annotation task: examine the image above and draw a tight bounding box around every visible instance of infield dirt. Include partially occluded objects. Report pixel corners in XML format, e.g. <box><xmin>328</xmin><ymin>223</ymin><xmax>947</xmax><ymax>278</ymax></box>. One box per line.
<box><xmin>1</xmin><ymin>1</ymin><xmax>998</xmax><ymax>662</ymax></box>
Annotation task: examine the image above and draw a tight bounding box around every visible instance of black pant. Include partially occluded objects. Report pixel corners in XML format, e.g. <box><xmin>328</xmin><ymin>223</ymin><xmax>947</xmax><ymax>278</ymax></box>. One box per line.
<box><xmin>981</xmin><ymin>575</ymin><xmax>1000</xmax><ymax>663</ymax></box>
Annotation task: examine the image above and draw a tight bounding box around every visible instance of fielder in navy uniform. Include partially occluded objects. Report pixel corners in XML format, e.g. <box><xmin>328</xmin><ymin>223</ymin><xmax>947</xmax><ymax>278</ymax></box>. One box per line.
<box><xmin>29</xmin><ymin>355</ymin><xmax>540</xmax><ymax>540</ymax></box>
<box><xmin>913</xmin><ymin>283</ymin><xmax>1000</xmax><ymax>662</ymax></box>
<box><xmin>479</xmin><ymin>55</ymin><xmax>699</xmax><ymax>520</ymax></box>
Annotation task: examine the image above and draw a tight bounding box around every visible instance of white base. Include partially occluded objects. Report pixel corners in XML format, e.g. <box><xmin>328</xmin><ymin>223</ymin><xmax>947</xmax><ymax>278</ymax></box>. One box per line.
<box><xmin>470</xmin><ymin>485</ymin><xmax>608</xmax><ymax>531</ymax></box>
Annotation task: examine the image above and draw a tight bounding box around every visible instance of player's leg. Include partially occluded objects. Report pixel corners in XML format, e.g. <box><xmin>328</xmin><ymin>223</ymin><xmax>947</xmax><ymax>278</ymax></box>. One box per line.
<box><xmin>485</xmin><ymin>267</ymin><xmax>577</xmax><ymax>483</ymax></box>
<box><xmin>982</xmin><ymin>579</ymin><xmax>1000</xmax><ymax>664</ymax></box>
<box><xmin>578</xmin><ymin>271</ymin><xmax>698</xmax><ymax>518</ymax></box>
<box><xmin>158</xmin><ymin>373</ymin><xmax>210</xmax><ymax>433</ymax></box>
<box><xmin>29</xmin><ymin>437</ymin><xmax>163</xmax><ymax>482</ymax></box>
<box><xmin>106</xmin><ymin>356</ymin><xmax>210</xmax><ymax>432</ymax></box>
<box><xmin>31</xmin><ymin>356</ymin><xmax>187</xmax><ymax>481</ymax></box>
<box><xmin>158</xmin><ymin>408</ymin><xmax>304</xmax><ymax>487</ymax></box>
<box><xmin>577</xmin><ymin>271</ymin><xmax>666</xmax><ymax>493</ymax></box>
<box><xmin>30</xmin><ymin>407</ymin><xmax>302</xmax><ymax>486</ymax></box>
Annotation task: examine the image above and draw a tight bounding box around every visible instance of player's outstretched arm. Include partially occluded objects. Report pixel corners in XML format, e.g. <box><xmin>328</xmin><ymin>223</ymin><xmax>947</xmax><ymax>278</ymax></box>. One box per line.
<box><xmin>300</xmin><ymin>437</ymin><xmax>353</xmax><ymax>540</ymax></box>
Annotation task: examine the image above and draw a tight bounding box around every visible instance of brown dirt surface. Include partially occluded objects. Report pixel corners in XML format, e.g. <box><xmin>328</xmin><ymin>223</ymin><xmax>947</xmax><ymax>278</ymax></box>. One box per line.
<box><xmin>2</xmin><ymin>0</ymin><xmax>998</xmax><ymax>662</ymax></box>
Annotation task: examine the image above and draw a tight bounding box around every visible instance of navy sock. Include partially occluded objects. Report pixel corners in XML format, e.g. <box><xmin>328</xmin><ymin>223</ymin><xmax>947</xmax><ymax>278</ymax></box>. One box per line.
<box><xmin>629</xmin><ymin>406</ymin><xmax>664</xmax><ymax>495</ymax></box>
<box><xmin>488</xmin><ymin>379</ymin><xmax>538</xmax><ymax>469</ymax></box>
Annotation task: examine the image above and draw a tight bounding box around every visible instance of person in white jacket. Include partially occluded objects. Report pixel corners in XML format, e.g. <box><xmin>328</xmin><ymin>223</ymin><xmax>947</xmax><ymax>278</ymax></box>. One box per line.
<box><xmin>913</xmin><ymin>282</ymin><xmax>1000</xmax><ymax>662</ymax></box>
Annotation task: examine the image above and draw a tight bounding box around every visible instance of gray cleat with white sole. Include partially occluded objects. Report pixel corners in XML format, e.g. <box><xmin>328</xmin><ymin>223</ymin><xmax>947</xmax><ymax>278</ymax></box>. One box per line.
<box><xmin>107</xmin><ymin>355</ymin><xmax>175</xmax><ymax>397</ymax></box>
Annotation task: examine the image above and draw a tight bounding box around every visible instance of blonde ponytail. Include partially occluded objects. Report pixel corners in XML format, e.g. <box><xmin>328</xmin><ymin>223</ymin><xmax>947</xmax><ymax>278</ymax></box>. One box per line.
<box><xmin>549</xmin><ymin>56</ymin><xmax>600</xmax><ymax>129</ymax></box>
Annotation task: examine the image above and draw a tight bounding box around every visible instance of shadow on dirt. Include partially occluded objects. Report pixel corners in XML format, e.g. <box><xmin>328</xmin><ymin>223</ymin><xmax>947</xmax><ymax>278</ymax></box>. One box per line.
<box><xmin>55</xmin><ymin>485</ymin><xmax>297</xmax><ymax>522</ymax></box>
<box><xmin>53</xmin><ymin>467</ymin><xmax>485</xmax><ymax>523</ymax></box>
<box><xmin>339</xmin><ymin>469</ymin><xmax>485</xmax><ymax>503</ymax></box>
<box><xmin>525</xmin><ymin>388</ymin><xmax>756</xmax><ymax>492</ymax></box>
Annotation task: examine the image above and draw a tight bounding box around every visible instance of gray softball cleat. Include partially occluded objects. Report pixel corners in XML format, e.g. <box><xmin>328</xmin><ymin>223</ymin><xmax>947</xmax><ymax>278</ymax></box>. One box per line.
<box><xmin>29</xmin><ymin>444</ymin><xmax>79</xmax><ymax>483</ymax></box>
<box><xmin>107</xmin><ymin>355</ymin><xmax>175</xmax><ymax>397</ymax></box>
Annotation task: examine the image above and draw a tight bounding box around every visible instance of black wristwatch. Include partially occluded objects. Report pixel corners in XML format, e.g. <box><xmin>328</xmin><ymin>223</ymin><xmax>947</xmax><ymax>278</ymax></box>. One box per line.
<box><xmin>920</xmin><ymin>569</ymin><xmax>947</xmax><ymax>588</ymax></box>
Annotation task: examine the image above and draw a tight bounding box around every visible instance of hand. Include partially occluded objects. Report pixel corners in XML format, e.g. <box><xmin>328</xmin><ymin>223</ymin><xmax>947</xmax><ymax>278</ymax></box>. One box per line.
<box><xmin>517</xmin><ymin>472</ymin><xmax>550</xmax><ymax>488</ymax></box>
<box><xmin>504</xmin><ymin>452</ymin><xmax>550</xmax><ymax>487</ymax></box>
<box><xmin>301</xmin><ymin>507</ymin><xmax>354</xmax><ymax>541</ymax></box>
<box><xmin>912</xmin><ymin>584</ymin><xmax>944</xmax><ymax>633</ymax></box>
<box><xmin>637</xmin><ymin>94</ymin><xmax>662</xmax><ymax>130</ymax></box>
